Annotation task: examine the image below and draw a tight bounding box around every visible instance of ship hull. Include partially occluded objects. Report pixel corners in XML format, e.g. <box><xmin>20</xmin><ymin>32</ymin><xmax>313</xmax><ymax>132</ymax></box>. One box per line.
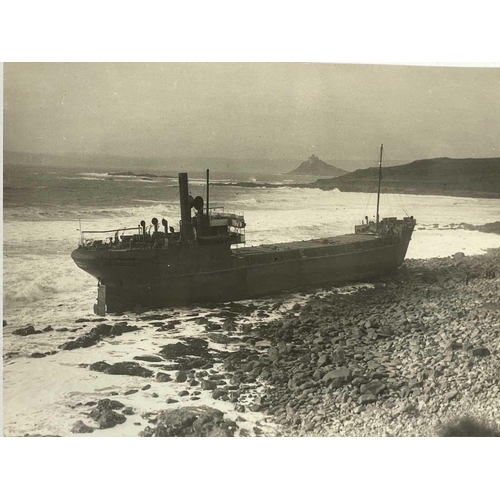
<box><xmin>72</xmin><ymin>230</ymin><xmax>413</xmax><ymax>313</ymax></box>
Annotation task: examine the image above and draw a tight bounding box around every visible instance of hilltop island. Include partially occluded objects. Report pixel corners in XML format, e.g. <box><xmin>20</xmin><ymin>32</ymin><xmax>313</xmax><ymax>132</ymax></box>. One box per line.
<box><xmin>287</xmin><ymin>155</ymin><xmax>346</xmax><ymax>177</ymax></box>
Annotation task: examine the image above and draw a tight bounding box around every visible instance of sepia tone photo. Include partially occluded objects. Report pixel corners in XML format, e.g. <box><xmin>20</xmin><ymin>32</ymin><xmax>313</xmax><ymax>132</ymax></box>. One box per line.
<box><xmin>3</xmin><ymin>62</ymin><xmax>500</xmax><ymax>437</ymax></box>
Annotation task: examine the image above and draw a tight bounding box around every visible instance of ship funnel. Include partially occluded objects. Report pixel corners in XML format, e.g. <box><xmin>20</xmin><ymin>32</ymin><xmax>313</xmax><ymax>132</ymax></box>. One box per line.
<box><xmin>178</xmin><ymin>173</ymin><xmax>194</xmax><ymax>242</ymax></box>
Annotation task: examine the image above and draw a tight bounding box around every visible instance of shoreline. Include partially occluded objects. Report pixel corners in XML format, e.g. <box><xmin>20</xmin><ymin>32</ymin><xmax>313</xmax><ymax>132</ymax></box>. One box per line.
<box><xmin>211</xmin><ymin>181</ymin><xmax>500</xmax><ymax>200</ymax></box>
<box><xmin>247</xmin><ymin>249</ymin><xmax>500</xmax><ymax>436</ymax></box>
<box><xmin>4</xmin><ymin>248</ymin><xmax>500</xmax><ymax>437</ymax></box>
<box><xmin>135</xmin><ymin>248</ymin><xmax>500</xmax><ymax>437</ymax></box>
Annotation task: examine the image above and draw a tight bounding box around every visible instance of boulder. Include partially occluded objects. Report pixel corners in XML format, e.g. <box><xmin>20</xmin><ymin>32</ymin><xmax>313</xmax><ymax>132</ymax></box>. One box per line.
<box><xmin>445</xmin><ymin>390</ymin><xmax>458</xmax><ymax>401</ymax></box>
<box><xmin>206</xmin><ymin>322</ymin><xmax>223</xmax><ymax>331</ymax></box>
<box><xmin>208</xmin><ymin>333</ymin><xmax>234</xmax><ymax>344</ymax></box>
<box><xmin>89</xmin><ymin>361</ymin><xmax>153</xmax><ymax>378</ymax></box>
<box><xmin>88</xmin><ymin>399</ymin><xmax>127</xmax><ymax>429</ymax></box>
<box><xmin>159</xmin><ymin>339</ymin><xmax>211</xmax><ymax>367</ymax></box>
<box><xmin>212</xmin><ymin>388</ymin><xmax>227</xmax><ymax>399</ymax></box>
<box><xmin>223</xmin><ymin>318</ymin><xmax>237</xmax><ymax>331</ymax></box>
<box><xmin>208</xmin><ymin>427</ymin><xmax>233</xmax><ymax>437</ymax></box>
<box><xmin>12</xmin><ymin>325</ymin><xmax>37</xmax><ymax>336</ymax></box>
<box><xmin>408</xmin><ymin>378</ymin><xmax>423</xmax><ymax>389</ymax></box>
<box><xmin>59</xmin><ymin>324</ymin><xmax>110</xmax><ymax>350</ymax></box>
<box><xmin>437</xmin><ymin>417</ymin><xmax>500</xmax><ymax>437</ymax></box>
<box><xmin>110</xmin><ymin>362</ymin><xmax>153</xmax><ymax>377</ymax></box>
<box><xmin>110</xmin><ymin>322</ymin><xmax>139</xmax><ymax>336</ymax></box>
<box><xmin>89</xmin><ymin>399</ymin><xmax>125</xmax><ymax>415</ymax></box>
<box><xmin>89</xmin><ymin>361</ymin><xmax>112</xmax><ymax>373</ymax></box>
<box><xmin>71</xmin><ymin>420</ymin><xmax>94</xmax><ymax>434</ymax></box>
<box><xmin>471</xmin><ymin>347</ymin><xmax>491</xmax><ymax>357</ymax></box>
<box><xmin>363</xmin><ymin>381</ymin><xmax>386</xmax><ymax>396</ymax></box>
<box><xmin>322</xmin><ymin>367</ymin><xmax>352</xmax><ymax>385</ymax></box>
<box><xmin>268</xmin><ymin>347</ymin><xmax>279</xmax><ymax>361</ymax></box>
<box><xmin>96</xmin><ymin>410</ymin><xmax>126</xmax><ymax>429</ymax></box>
<box><xmin>201</xmin><ymin>379</ymin><xmax>217</xmax><ymax>390</ymax></box>
<box><xmin>317</xmin><ymin>354</ymin><xmax>329</xmax><ymax>368</ymax></box>
<box><xmin>133</xmin><ymin>355</ymin><xmax>163</xmax><ymax>363</ymax></box>
<box><xmin>175</xmin><ymin>371</ymin><xmax>188</xmax><ymax>383</ymax></box>
<box><xmin>242</xmin><ymin>361</ymin><xmax>255</xmax><ymax>372</ymax></box>
<box><xmin>359</xmin><ymin>394</ymin><xmax>378</xmax><ymax>405</ymax></box>
<box><xmin>156</xmin><ymin>372</ymin><xmax>173</xmax><ymax>383</ymax></box>
<box><xmin>142</xmin><ymin>406</ymin><xmax>233</xmax><ymax>437</ymax></box>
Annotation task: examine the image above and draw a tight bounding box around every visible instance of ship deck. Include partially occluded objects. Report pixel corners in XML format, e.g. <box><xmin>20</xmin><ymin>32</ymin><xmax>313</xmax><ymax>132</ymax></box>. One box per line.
<box><xmin>235</xmin><ymin>233</ymin><xmax>379</xmax><ymax>256</ymax></box>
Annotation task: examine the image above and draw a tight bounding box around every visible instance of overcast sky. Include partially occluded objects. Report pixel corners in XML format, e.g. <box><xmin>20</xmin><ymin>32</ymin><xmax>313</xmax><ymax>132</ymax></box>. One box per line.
<box><xmin>4</xmin><ymin>63</ymin><xmax>499</xmax><ymax>162</ymax></box>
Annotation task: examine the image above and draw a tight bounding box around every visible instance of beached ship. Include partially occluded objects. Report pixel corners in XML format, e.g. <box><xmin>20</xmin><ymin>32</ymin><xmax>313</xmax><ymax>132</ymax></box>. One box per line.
<box><xmin>72</xmin><ymin>145</ymin><xmax>416</xmax><ymax>314</ymax></box>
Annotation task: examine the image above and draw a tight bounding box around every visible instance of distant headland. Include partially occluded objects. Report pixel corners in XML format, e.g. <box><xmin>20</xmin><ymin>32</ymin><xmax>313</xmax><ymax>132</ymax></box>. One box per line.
<box><xmin>313</xmin><ymin>157</ymin><xmax>500</xmax><ymax>199</ymax></box>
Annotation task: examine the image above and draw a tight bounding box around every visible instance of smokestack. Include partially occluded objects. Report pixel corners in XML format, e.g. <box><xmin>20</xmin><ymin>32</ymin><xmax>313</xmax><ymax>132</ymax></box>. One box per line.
<box><xmin>178</xmin><ymin>173</ymin><xmax>193</xmax><ymax>242</ymax></box>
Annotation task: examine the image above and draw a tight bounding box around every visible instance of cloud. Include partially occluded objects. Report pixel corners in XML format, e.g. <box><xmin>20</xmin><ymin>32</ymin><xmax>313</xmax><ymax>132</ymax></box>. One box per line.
<box><xmin>4</xmin><ymin>63</ymin><xmax>500</xmax><ymax>162</ymax></box>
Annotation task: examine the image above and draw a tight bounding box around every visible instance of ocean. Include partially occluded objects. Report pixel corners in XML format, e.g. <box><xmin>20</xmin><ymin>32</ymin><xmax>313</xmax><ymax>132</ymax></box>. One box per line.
<box><xmin>3</xmin><ymin>162</ymin><xmax>500</xmax><ymax>436</ymax></box>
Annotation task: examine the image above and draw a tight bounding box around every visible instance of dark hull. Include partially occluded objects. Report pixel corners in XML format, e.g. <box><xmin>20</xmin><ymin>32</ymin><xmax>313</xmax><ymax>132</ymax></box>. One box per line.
<box><xmin>72</xmin><ymin>230</ymin><xmax>413</xmax><ymax>313</ymax></box>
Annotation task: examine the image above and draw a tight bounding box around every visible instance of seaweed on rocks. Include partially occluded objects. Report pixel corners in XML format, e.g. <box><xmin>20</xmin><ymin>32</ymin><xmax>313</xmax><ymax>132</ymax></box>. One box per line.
<box><xmin>30</xmin><ymin>351</ymin><xmax>57</xmax><ymax>358</ymax></box>
<box><xmin>138</xmin><ymin>313</ymin><xmax>173</xmax><ymax>321</ymax></box>
<box><xmin>12</xmin><ymin>325</ymin><xmax>41</xmax><ymax>336</ymax></box>
<box><xmin>59</xmin><ymin>322</ymin><xmax>139</xmax><ymax>350</ymax></box>
<box><xmin>159</xmin><ymin>337</ymin><xmax>223</xmax><ymax>370</ymax></box>
<box><xmin>71</xmin><ymin>420</ymin><xmax>95</xmax><ymax>434</ymax></box>
<box><xmin>133</xmin><ymin>355</ymin><xmax>164</xmax><ymax>363</ymax></box>
<box><xmin>140</xmin><ymin>406</ymin><xmax>237</xmax><ymax>437</ymax></box>
<box><xmin>88</xmin><ymin>399</ymin><xmax>127</xmax><ymax>429</ymax></box>
<box><xmin>89</xmin><ymin>361</ymin><xmax>154</xmax><ymax>378</ymax></box>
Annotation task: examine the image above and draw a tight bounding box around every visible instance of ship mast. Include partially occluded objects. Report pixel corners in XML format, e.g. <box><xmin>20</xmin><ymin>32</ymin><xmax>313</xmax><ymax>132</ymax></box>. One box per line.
<box><xmin>206</xmin><ymin>169</ymin><xmax>210</xmax><ymax>221</ymax></box>
<box><xmin>376</xmin><ymin>143</ymin><xmax>383</xmax><ymax>228</ymax></box>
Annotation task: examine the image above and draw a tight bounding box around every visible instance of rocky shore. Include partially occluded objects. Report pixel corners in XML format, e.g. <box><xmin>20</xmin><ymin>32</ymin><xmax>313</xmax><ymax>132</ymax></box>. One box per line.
<box><xmin>218</xmin><ymin>248</ymin><xmax>500</xmax><ymax>436</ymax></box>
<box><xmin>459</xmin><ymin>221</ymin><xmax>500</xmax><ymax>236</ymax></box>
<box><xmin>5</xmin><ymin>249</ymin><xmax>500</xmax><ymax>437</ymax></box>
<box><xmin>112</xmin><ymin>248</ymin><xmax>500</xmax><ymax>436</ymax></box>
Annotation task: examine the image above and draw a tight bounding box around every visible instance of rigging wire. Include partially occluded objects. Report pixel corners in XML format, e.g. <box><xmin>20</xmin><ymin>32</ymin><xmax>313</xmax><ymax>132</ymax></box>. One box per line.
<box><xmin>382</xmin><ymin>148</ymin><xmax>410</xmax><ymax>217</ymax></box>
<box><xmin>381</xmin><ymin>150</ymin><xmax>395</xmax><ymax>216</ymax></box>
<box><xmin>361</xmin><ymin>148</ymin><xmax>382</xmax><ymax>221</ymax></box>
<box><xmin>362</xmin><ymin>190</ymin><xmax>374</xmax><ymax>221</ymax></box>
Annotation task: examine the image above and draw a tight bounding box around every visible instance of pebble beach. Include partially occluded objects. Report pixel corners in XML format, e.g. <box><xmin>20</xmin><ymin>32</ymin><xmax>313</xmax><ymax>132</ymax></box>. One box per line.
<box><xmin>249</xmin><ymin>249</ymin><xmax>500</xmax><ymax>437</ymax></box>
<box><xmin>5</xmin><ymin>246</ymin><xmax>499</xmax><ymax>437</ymax></box>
